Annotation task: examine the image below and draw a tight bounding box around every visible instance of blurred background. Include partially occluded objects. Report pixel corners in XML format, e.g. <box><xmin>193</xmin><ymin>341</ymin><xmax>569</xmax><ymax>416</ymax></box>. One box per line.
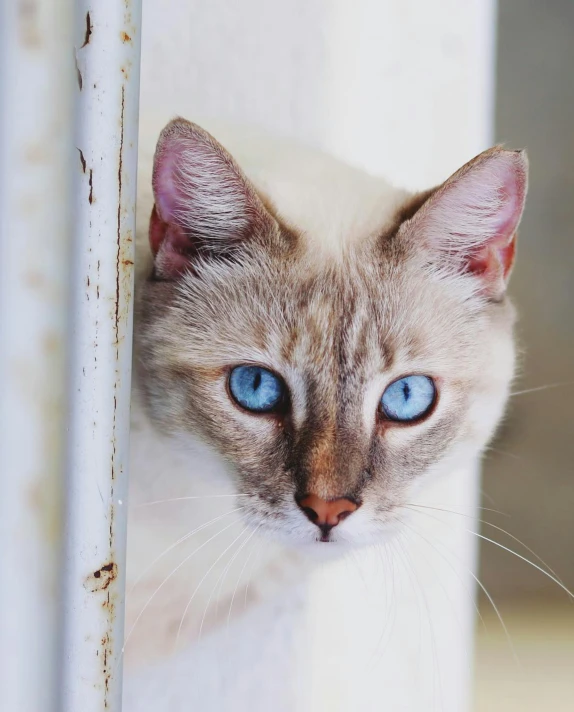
<box><xmin>476</xmin><ymin>1</ymin><xmax>574</xmax><ymax>710</ymax></box>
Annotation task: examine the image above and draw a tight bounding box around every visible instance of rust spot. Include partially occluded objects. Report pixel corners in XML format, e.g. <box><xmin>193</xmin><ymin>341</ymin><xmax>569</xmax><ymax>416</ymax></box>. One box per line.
<box><xmin>100</xmin><ymin>630</ymin><xmax>113</xmax><ymax>703</ymax></box>
<box><xmin>81</xmin><ymin>12</ymin><xmax>92</xmax><ymax>48</ymax></box>
<box><xmin>88</xmin><ymin>169</ymin><xmax>93</xmax><ymax>204</ymax></box>
<box><xmin>77</xmin><ymin>148</ymin><xmax>86</xmax><ymax>173</ymax></box>
<box><xmin>122</xmin><ymin>259</ymin><xmax>134</xmax><ymax>266</ymax></box>
<box><xmin>120</xmin><ymin>31</ymin><xmax>132</xmax><ymax>43</ymax></box>
<box><xmin>18</xmin><ymin>1</ymin><xmax>41</xmax><ymax>46</ymax></box>
<box><xmin>75</xmin><ymin>55</ymin><xmax>83</xmax><ymax>90</ymax></box>
<box><xmin>85</xmin><ymin>562</ymin><xmax>117</xmax><ymax>592</ymax></box>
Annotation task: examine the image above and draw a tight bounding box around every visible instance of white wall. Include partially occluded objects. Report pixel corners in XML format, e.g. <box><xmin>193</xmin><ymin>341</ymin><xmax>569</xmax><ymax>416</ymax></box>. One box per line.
<box><xmin>138</xmin><ymin>2</ymin><xmax>496</xmax><ymax>710</ymax></box>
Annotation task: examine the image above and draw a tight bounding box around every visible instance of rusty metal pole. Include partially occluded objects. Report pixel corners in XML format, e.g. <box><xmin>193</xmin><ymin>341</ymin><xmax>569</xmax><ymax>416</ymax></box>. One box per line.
<box><xmin>63</xmin><ymin>3</ymin><xmax>142</xmax><ymax>711</ymax></box>
<box><xmin>0</xmin><ymin>2</ymin><xmax>73</xmax><ymax>712</ymax></box>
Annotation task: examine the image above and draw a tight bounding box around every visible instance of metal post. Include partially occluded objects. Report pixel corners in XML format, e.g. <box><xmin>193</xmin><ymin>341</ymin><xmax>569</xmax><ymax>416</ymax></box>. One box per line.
<box><xmin>0</xmin><ymin>2</ymin><xmax>73</xmax><ymax>712</ymax></box>
<box><xmin>63</xmin><ymin>3</ymin><xmax>142</xmax><ymax>711</ymax></box>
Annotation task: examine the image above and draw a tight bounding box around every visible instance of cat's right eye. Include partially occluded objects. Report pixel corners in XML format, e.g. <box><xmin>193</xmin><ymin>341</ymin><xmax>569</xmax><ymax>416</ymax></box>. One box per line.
<box><xmin>228</xmin><ymin>365</ymin><xmax>285</xmax><ymax>413</ymax></box>
<box><xmin>380</xmin><ymin>375</ymin><xmax>436</xmax><ymax>422</ymax></box>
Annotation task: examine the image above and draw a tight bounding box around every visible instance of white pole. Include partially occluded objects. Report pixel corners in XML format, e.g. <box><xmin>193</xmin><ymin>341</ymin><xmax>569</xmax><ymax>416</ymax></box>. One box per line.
<box><xmin>62</xmin><ymin>3</ymin><xmax>142</xmax><ymax>711</ymax></box>
<box><xmin>0</xmin><ymin>2</ymin><xmax>73</xmax><ymax>712</ymax></box>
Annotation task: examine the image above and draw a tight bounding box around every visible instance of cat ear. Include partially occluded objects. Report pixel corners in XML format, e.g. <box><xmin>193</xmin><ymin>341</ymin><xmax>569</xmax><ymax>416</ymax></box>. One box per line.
<box><xmin>402</xmin><ymin>147</ymin><xmax>528</xmax><ymax>299</ymax></box>
<box><xmin>150</xmin><ymin>118</ymin><xmax>276</xmax><ymax>279</ymax></box>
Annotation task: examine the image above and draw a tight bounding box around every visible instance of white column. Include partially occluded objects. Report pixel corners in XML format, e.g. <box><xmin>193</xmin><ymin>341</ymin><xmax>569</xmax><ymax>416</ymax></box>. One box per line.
<box><xmin>62</xmin><ymin>3</ymin><xmax>142</xmax><ymax>711</ymax></box>
<box><xmin>0</xmin><ymin>2</ymin><xmax>73</xmax><ymax>712</ymax></box>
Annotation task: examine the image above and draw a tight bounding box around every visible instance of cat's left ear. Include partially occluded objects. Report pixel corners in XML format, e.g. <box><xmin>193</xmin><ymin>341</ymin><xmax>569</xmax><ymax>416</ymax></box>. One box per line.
<box><xmin>150</xmin><ymin>118</ymin><xmax>279</xmax><ymax>279</ymax></box>
<box><xmin>402</xmin><ymin>147</ymin><xmax>528</xmax><ymax>299</ymax></box>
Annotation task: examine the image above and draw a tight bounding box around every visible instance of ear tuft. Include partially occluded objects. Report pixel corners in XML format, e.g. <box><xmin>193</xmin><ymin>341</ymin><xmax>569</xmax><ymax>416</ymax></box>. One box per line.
<box><xmin>150</xmin><ymin>118</ymin><xmax>275</xmax><ymax>279</ymax></box>
<box><xmin>403</xmin><ymin>147</ymin><xmax>528</xmax><ymax>299</ymax></box>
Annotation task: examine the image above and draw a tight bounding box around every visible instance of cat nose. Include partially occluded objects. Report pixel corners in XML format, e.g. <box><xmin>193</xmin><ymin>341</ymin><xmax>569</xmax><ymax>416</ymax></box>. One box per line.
<box><xmin>296</xmin><ymin>493</ymin><xmax>359</xmax><ymax>530</ymax></box>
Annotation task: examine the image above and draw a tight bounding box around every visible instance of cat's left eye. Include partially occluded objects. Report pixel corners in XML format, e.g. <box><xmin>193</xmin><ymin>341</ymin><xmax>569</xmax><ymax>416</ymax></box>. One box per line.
<box><xmin>228</xmin><ymin>365</ymin><xmax>285</xmax><ymax>413</ymax></box>
<box><xmin>380</xmin><ymin>375</ymin><xmax>436</xmax><ymax>422</ymax></box>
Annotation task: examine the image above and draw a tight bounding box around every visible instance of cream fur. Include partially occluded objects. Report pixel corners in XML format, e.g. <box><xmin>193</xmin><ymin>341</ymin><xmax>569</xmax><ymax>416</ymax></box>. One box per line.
<box><xmin>124</xmin><ymin>114</ymin><xmax>525</xmax><ymax>711</ymax></box>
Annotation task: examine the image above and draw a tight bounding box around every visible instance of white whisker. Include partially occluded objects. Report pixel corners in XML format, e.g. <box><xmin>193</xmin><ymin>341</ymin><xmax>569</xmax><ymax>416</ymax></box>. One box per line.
<box><xmin>399</xmin><ymin>514</ymin><xmax>483</xmax><ymax>628</ymax></box>
<box><xmin>407</xmin><ymin>502</ymin><xmax>508</xmax><ymax>517</ymax></box>
<box><xmin>510</xmin><ymin>381</ymin><xmax>574</xmax><ymax>397</ymax></box>
<box><xmin>213</xmin><ymin>526</ymin><xmax>257</xmax><ymax>620</ymax></box>
<box><xmin>396</xmin><ymin>535</ymin><xmax>443</xmax><ymax>711</ymax></box>
<box><xmin>128</xmin><ymin>506</ymin><xmax>246</xmax><ymax>592</ymax></box>
<box><xmin>484</xmin><ymin>446</ymin><xmax>521</xmax><ymax>461</ymax></box>
<box><xmin>244</xmin><ymin>537</ymin><xmax>264</xmax><ymax>610</ymax></box>
<box><xmin>175</xmin><ymin>524</ymin><xmax>248</xmax><ymax>651</ymax></box>
<box><xmin>134</xmin><ymin>493</ymin><xmax>250</xmax><ymax>508</ymax></box>
<box><xmin>406</xmin><ymin>503</ymin><xmax>564</xmax><ymax>585</ymax></box>
<box><xmin>226</xmin><ymin>524</ymin><xmax>263</xmax><ymax>633</ymax></box>
<box><xmin>467</xmin><ymin>530</ymin><xmax>574</xmax><ymax>600</ymax></box>
<box><xmin>403</xmin><ymin>511</ymin><xmax>519</xmax><ymax>668</ymax></box>
<box><xmin>120</xmin><ymin>517</ymin><xmax>242</xmax><ymax>663</ymax></box>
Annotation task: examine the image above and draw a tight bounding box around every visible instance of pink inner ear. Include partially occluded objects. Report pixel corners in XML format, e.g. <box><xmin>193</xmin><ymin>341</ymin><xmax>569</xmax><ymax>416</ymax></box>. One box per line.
<box><xmin>149</xmin><ymin>205</ymin><xmax>195</xmax><ymax>278</ymax></box>
<box><xmin>467</xmin><ymin>231</ymin><xmax>517</xmax><ymax>283</ymax></box>
<box><xmin>153</xmin><ymin>138</ymin><xmax>187</xmax><ymax>225</ymax></box>
<box><xmin>419</xmin><ymin>149</ymin><xmax>527</xmax><ymax>297</ymax></box>
<box><xmin>465</xmin><ymin>159</ymin><xmax>525</xmax><ymax>288</ymax></box>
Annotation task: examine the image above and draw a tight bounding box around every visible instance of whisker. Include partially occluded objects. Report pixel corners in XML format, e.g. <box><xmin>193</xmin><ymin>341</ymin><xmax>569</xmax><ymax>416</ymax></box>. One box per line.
<box><xmin>175</xmin><ymin>524</ymin><xmax>248</xmax><ymax>652</ymax></box>
<box><xmin>133</xmin><ymin>493</ymin><xmax>250</xmax><ymax>508</ymax></box>
<box><xmin>369</xmin><ymin>543</ymin><xmax>398</xmax><ymax>667</ymax></box>
<box><xmin>244</xmin><ymin>536</ymin><xmax>264</xmax><ymax>610</ymax></box>
<box><xmin>399</xmin><ymin>513</ymin><xmax>484</xmax><ymax>628</ymax></box>
<box><xmin>406</xmin><ymin>503</ymin><xmax>564</xmax><ymax>585</ymax></box>
<box><xmin>226</xmin><ymin>524</ymin><xmax>263</xmax><ymax>633</ymax></box>
<box><xmin>128</xmin><ymin>506</ymin><xmax>247</xmax><ymax>593</ymax></box>
<box><xmin>396</xmin><ymin>535</ymin><xmax>443</xmax><ymax>710</ymax></box>
<box><xmin>510</xmin><ymin>381</ymin><xmax>574</xmax><ymax>397</ymax></box>
<box><xmin>403</xmin><ymin>512</ymin><xmax>519</xmax><ymax>667</ymax></box>
<box><xmin>406</xmin><ymin>502</ymin><xmax>509</xmax><ymax>518</ymax></box>
<box><xmin>213</xmin><ymin>526</ymin><xmax>258</xmax><ymax>621</ymax></box>
<box><xmin>120</xmin><ymin>517</ymin><xmax>242</xmax><ymax>662</ymax></box>
<box><xmin>484</xmin><ymin>446</ymin><xmax>521</xmax><ymax>461</ymax></box>
<box><xmin>480</xmin><ymin>487</ymin><xmax>497</xmax><ymax>507</ymax></box>
<box><xmin>467</xmin><ymin>530</ymin><xmax>574</xmax><ymax>600</ymax></box>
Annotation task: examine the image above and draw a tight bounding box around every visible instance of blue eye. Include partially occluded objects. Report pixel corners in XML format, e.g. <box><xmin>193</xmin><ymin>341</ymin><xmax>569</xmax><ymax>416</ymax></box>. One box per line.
<box><xmin>381</xmin><ymin>375</ymin><xmax>436</xmax><ymax>422</ymax></box>
<box><xmin>229</xmin><ymin>365</ymin><xmax>284</xmax><ymax>413</ymax></box>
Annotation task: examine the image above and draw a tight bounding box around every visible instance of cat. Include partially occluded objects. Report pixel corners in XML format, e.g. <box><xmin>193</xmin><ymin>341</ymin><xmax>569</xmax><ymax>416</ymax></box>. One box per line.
<box><xmin>124</xmin><ymin>115</ymin><xmax>527</xmax><ymax>711</ymax></box>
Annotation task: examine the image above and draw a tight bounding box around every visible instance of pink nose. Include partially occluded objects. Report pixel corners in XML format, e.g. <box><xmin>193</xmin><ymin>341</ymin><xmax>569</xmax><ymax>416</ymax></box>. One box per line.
<box><xmin>297</xmin><ymin>493</ymin><xmax>358</xmax><ymax>528</ymax></box>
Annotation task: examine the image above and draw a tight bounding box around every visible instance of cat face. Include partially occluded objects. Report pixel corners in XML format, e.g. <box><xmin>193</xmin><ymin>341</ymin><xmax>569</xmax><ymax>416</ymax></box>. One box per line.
<box><xmin>137</xmin><ymin>118</ymin><xmax>527</xmax><ymax>547</ymax></box>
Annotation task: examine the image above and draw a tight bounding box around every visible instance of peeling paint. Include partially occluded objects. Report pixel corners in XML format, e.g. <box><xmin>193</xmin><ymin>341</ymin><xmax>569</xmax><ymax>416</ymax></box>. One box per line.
<box><xmin>77</xmin><ymin>148</ymin><xmax>87</xmax><ymax>173</ymax></box>
<box><xmin>81</xmin><ymin>12</ymin><xmax>92</xmax><ymax>48</ymax></box>
<box><xmin>85</xmin><ymin>562</ymin><xmax>118</xmax><ymax>593</ymax></box>
<box><xmin>75</xmin><ymin>54</ymin><xmax>83</xmax><ymax>90</ymax></box>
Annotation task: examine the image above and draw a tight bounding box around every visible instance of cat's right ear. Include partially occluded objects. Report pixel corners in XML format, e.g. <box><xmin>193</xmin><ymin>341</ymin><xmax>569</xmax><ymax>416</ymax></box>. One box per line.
<box><xmin>150</xmin><ymin>118</ymin><xmax>277</xmax><ymax>279</ymax></box>
<box><xmin>399</xmin><ymin>146</ymin><xmax>528</xmax><ymax>299</ymax></box>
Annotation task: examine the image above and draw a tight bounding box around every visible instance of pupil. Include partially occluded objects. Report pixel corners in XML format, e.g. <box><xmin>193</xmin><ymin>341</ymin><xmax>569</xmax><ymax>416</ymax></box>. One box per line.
<box><xmin>253</xmin><ymin>371</ymin><xmax>262</xmax><ymax>391</ymax></box>
<box><xmin>402</xmin><ymin>382</ymin><xmax>410</xmax><ymax>401</ymax></box>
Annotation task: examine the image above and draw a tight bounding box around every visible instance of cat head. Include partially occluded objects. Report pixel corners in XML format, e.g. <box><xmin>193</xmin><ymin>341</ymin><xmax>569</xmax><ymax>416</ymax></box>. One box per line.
<box><xmin>137</xmin><ymin>118</ymin><xmax>528</xmax><ymax>547</ymax></box>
